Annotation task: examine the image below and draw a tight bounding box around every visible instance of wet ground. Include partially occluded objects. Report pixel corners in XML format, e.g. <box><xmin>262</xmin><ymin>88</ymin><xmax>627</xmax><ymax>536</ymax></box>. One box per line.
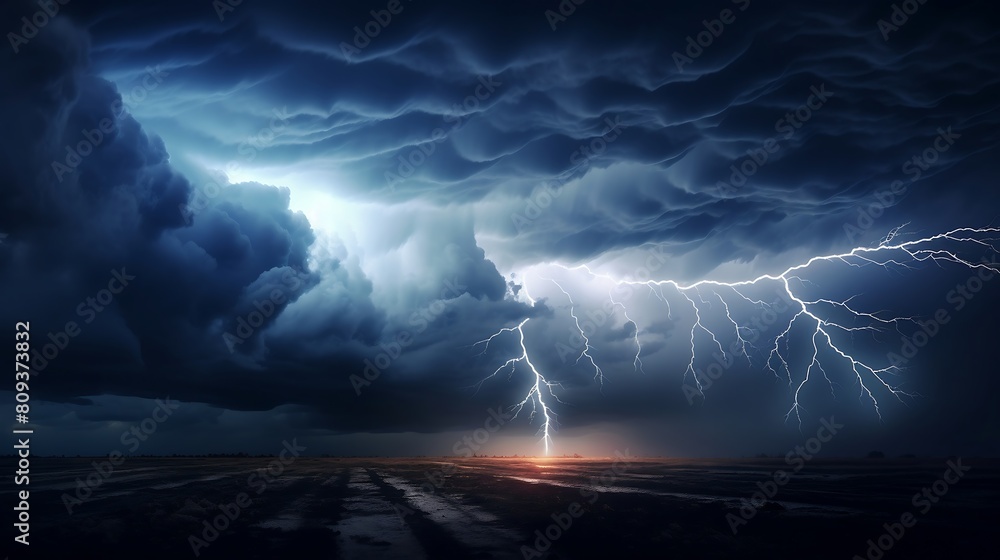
<box><xmin>4</xmin><ymin>457</ymin><xmax>997</xmax><ymax>559</ymax></box>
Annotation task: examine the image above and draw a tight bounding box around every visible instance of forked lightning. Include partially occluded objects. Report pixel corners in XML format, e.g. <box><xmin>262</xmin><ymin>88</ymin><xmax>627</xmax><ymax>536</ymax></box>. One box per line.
<box><xmin>474</xmin><ymin>227</ymin><xmax>1000</xmax><ymax>454</ymax></box>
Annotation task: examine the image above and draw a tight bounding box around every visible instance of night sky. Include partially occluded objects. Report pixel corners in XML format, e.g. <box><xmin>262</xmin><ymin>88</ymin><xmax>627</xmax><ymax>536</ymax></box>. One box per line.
<box><xmin>2</xmin><ymin>0</ymin><xmax>998</xmax><ymax>458</ymax></box>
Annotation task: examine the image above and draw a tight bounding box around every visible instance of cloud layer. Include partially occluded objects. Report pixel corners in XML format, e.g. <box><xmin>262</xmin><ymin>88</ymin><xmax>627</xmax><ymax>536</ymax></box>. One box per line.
<box><xmin>1</xmin><ymin>0</ymin><xmax>998</xmax><ymax>456</ymax></box>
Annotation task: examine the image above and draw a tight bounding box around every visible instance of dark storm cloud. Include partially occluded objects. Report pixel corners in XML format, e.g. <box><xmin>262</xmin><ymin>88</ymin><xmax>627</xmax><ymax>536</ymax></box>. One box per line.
<box><xmin>1</xmin><ymin>0</ymin><xmax>998</xmax><ymax>455</ymax></box>
<box><xmin>59</xmin><ymin>0</ymin><xmax>1000</xmax><ymax>277</ymax></box>
<box><xmin>0</xmin><ymin>2</ymin><xmax>375</xmax><ymax>411</ymax></box>
<box><xmin>0</xmin><ymin>0</ymin><xmax>535</xmax><ymax>442</ymax></box>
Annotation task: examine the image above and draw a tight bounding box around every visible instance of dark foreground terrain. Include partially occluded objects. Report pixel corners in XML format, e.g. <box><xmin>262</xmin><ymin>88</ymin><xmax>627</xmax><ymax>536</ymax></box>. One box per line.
<box><xmin>3</xmin><ymin>456</ymin><xmax>997</xmax><ymax>559</ymax></box>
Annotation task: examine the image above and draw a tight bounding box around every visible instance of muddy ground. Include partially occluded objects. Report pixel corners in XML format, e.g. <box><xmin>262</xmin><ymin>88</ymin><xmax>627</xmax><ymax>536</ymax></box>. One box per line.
<box><xmin>3</xmin><ymin>457</ymin><xmax>997</xmax><ymax>559</ymax></box>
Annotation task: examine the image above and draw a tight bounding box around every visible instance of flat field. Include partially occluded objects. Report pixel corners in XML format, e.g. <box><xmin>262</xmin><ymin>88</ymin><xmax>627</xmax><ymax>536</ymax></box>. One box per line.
<box><xmin>5</xmin><ymin>457</ymin><xmax>997</xmax><ymax>559</ymax></box>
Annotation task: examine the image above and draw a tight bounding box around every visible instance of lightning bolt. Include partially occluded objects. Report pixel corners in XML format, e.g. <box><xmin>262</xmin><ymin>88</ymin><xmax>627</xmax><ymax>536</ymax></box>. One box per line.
<box><xmin>610</xmin><ymin>287</ymin><xmax>645</xmax><ymax>375</ymax></box>
<box><xmin>546</xmin><ymin>277</ymin><xmax>606</xmax><ymax>389</ymax></box>
<box><xmin>472</xmin><ymin>280</ymin><xmax>563</xmax><ymax>455</ymax></box>
<box><xmin>473</xmin><ymin>227</ymin><xmax>1000</xmax><ymax>451</ymax></box>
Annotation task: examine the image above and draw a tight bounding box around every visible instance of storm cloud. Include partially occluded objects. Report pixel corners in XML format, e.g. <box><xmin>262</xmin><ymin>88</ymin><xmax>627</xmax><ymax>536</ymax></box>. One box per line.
<box><xmin>1</xmin><ymin>0</ymin><xmax>998</xmax><ymax>457</ymax></box>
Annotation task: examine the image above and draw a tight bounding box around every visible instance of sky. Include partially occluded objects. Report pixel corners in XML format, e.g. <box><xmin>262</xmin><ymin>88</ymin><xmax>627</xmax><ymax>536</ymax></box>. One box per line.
<box><xmin>1</xmin><ymin>0</ymin><xmax>999</xmax><ymax>457</ymax></box>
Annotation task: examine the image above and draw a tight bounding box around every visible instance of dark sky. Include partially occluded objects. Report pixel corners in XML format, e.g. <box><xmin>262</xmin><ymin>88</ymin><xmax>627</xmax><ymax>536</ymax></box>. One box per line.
<box><xmin>1</xmin><ymin>0</ymin><xmax>998</xmax><ymax>457</ymax></box>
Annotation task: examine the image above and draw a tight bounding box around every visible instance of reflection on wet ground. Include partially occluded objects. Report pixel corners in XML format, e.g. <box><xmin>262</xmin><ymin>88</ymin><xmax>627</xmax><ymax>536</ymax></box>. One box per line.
<box><xmin>8</xmin><ymin>457</ymin><xmax>998</xmax><ymax>559</ymax></box>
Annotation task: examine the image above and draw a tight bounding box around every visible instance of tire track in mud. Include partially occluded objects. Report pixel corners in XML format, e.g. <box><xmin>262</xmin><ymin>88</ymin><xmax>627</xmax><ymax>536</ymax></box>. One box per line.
<box><xmin>365</xmin><ymin>468</ymin><xmax>482</xmax><ymax>558</ymax></box>
<box><xmin>244</xmin><ymin>468</ymin><xmax>351</xmax><ymax>558</ymax></box>
<box><xmin>367</xmin><ymin>468</ymin><xmax>525</xmax><ymax>559</ymax></box>
<box><xmin>328</xmin><ymin>467</ymin><xmax>428</xmax><ymax>559</ymax></box>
